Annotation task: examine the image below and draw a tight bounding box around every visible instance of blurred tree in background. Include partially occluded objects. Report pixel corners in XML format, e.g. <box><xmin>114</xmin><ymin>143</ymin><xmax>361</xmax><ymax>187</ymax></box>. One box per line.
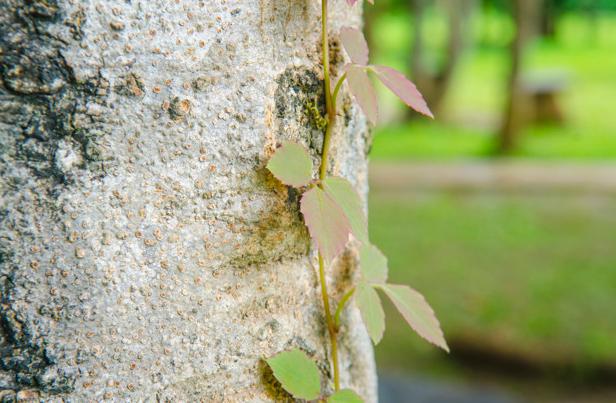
<box><xmin>498</xmin><ymin>0</ymin><xmax>542</xmax><ymax>154</ymax></box>
<box><xmin>367</xmin><ymin>1</ymin><xmax>616</xmax><ymax>401</ymax></box>
<box><xmin>365</xmin><ymin>0</ymin><xmax>616</xmax><ymax>156</ymax></box>
<box><xmin>409</xmin><ymin>0</ymin><xmax>476</xmax><ymax>115</ymax></box>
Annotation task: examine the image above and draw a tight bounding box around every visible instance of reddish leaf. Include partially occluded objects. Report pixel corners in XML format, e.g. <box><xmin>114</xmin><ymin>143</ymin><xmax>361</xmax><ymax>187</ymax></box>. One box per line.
<box><xmin>340</xmin><ymin>27</ymin><xmax>369</xmax><ymax>65</ymax></box>
<box><xmin>322</xmin><ymin>176</ymin><xmax>368</xmax><ymax>244</ymax></box>
<box><xmin>346</xmin><ymin>65</ymin><xmax>378</xmax><ymax>124</ymax></box>
<box><xmin>300</xmin><ymin>187</ymin><xmax>351</xmax><ymax>263</ymax></box>
<box><xmin>266</xmin><ymin>142</ymin><xmax>313</xmax><ymax>188</ymax></box>
<box><xmin>380</xmin><ymin>284</ymin><xmax>449</xmax><ymax>352</ymax></box>
<box><xmin>372</xmin><ymin>65</ymin><xmax>433</xmax><ymax>118</ymax></box>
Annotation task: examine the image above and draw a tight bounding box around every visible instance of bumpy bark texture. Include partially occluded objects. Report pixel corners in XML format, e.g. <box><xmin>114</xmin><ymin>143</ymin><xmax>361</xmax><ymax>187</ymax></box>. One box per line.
<box><xmin>0</xmin><ymin>0</ymin><xmax>376</xmax><ymax>401</ymax></box>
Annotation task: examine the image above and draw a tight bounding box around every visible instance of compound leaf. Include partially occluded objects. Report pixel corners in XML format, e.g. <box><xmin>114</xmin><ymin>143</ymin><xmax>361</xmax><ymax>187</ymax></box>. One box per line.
<box><xmin>372</xmin><ymin>65</ymin><xmax>433</xmax><ymax>118</ymax></box>
<box><xmin>380</xmin><ymin>284</ymin><xmax>449</xmax><ymax>352</ymax></box>
<box><xmin>301</xmin><ymin>187</ymin><xmax>351</xmax><ymax>263</ymax></box>
<box><xmin>328</xmin><ymin>389</ymin><xmax>364</xmax><ymax>403</ymax></box>
<box><xmin>267</xmin><ymin>142</ymin><xmax>313</xmax><ymax>188</ymax></box>
<box><xmin>356</xmin><ymin>282</ymin><xmax>385</xmax><ymax>345</ymax></box>
<box><xmin>346</xmin><ymin>65</ymin><xmax>378</xmax><ymax>124</ymax></box>
<box><xmin>340</xmin><ymin>27</ymin><xmax>369</xmax><ymax>65</ymax></box>
<box><xmin>322</xmin><ymin>176</ymin><xmax>368</xmax><ymax>243</ymax></box>
<box><xmin>266</xmin><ymin>349</ymin><xmax>321</xmax><ymax>400</ymax></box>
<box><xmin>359</xmin><ymin>243</ymin><xmax>388</xmax><ymax>284</ymax></box>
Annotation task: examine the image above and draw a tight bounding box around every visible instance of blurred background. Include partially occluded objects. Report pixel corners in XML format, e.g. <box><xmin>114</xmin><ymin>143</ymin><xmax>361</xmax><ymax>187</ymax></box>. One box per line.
<box><xmin>365</xmin><ymin>1</ymin><xmax>616</xmax><ymax>402</ymax></box>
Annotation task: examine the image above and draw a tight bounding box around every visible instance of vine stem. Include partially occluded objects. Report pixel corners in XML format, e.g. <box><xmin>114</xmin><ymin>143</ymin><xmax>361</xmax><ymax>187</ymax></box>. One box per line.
<box><xmin>317</xmin><ymin>0</ymin><xmax>343</xmax><ymax>392</ymax></box>
<box><xmin>318</xmin><ymin>253</ymin><xmax>340</xmax><ymax>391</ymax></box>
<box><xmin>319</xmin><ymin>0</ymin><xmax>334</xmax><ymax>182</ymax></box>
<box><xmin>321</xmin><ymin>0</ymin><xmax>334</xmax><ymax>124</ymax></box>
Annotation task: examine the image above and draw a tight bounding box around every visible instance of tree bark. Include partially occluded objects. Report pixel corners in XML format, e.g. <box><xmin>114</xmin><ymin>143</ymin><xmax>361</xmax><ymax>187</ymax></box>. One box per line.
<box><xmin>0</xmin><ymin>0</ymin><xmax>377</xmax><ymax>401</ymax></box>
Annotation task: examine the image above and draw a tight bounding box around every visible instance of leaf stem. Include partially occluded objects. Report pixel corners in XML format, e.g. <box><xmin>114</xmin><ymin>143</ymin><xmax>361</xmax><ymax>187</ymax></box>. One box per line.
<box><xmin>334</xmin><ymin>287</ymin><xmax>356</xmax><ymax>330</ymax></box>
<box><xmin>332</xmin><ymin>73</ymin><xmax>348</xmax><ymax>112</ymax></box>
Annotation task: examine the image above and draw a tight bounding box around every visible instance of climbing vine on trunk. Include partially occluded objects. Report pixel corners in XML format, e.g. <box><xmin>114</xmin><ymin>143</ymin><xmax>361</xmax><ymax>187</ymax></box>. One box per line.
<box><xmin>265</xmin><ymin>1</ymin><xmax>448</xmax><ymax>401</ymax></box>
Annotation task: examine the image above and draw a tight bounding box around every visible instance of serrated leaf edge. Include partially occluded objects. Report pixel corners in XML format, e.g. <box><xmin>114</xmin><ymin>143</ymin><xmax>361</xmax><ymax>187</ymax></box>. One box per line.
<box><xmin>376</xmin><ymin>284</ymin><xmax>449</xmax><ymax>352</ymax></box>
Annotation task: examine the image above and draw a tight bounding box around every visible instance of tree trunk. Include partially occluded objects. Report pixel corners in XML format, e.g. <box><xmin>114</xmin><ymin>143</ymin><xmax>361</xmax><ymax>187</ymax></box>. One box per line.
<box><xmin>0</xmin><ymin>1</ymin><xmax>377</xmax><ymax>401</ymax></box>
<box><xmin>497</xmin><ymin>0</ymin><xmax>542</xmax><ymax>154</ymax></box>
<box><xmin>539</xmin><ymin>0</ymin><xmax>558</xmax><ymax>38</ymax></box>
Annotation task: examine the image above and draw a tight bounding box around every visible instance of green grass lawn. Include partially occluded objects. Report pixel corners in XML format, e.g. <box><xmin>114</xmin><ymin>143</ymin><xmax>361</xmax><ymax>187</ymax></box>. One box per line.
<box><xmin>369</xmin><ymin>190</ymin><xmax>616</xmax><ymax>374</ymax></box>
<box><xmin>368</xmin><ymin>11</ymin><xmax>616</xmax><ymax>160</ymax></box>
<box><xmin>364</xmin><ymin>7</ymin><xmax>616</xmax><ymax>389</ymax></box>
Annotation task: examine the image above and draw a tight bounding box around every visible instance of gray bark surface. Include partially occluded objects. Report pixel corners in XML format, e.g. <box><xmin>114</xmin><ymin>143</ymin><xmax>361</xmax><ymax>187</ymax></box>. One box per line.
<box><xmin>0</xmin><ymin>0</ymin><xmax>376</xmax><ymax>401</ymax></box>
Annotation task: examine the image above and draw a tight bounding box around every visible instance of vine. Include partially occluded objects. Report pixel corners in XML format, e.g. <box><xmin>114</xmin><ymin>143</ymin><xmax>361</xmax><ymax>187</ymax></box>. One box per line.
<box><xmin>265</xmin><ymin>1</ymin><xmax>447</xmax><ymax>401</ymax></box>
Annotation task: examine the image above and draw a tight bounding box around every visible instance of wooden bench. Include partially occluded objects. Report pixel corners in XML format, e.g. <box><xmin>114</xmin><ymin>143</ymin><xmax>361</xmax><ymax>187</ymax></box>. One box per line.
<box><xmin>521</xmin><ymin>69</ymin><xmax>569</xmax><ymax>124</ymax></box>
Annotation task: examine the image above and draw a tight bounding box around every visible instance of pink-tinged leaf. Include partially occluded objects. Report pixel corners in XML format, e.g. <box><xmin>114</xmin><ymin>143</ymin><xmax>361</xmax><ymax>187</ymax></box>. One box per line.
<box><xmin>346</xmin><ymin>65</ymin><xmax>378</xmax><ymax>124</ymax></box>
<box><xmin>380</xmin><ymin>284</ymin><xmax>449</xmax><ymax>352</ymax></box>
<box><xmin>372</xmin><ymin>65</ymin><xmax>433</xmax><ymax>118</ymax></box>
<box><xmin>340</xmin><ymin>27</ymin><xmax>369</xmax><ymax>65</ymax></box>
<box><xmin>266</xmin><ymin>142</ymin><xmax>313</xmax><ymax>188</ymax></box>
<box><xmin>322</xmin><ymin>176</ymin><xmax>368</xmax><ymax>244</ymax></box>
<box><xmin>355</xmin><ymin>282</ymin><xmax>385</xmax><ymax>345</ymax></box>
<box><xmin>300</xmin><ymin>187</ymin><xmax>351</xmax><ymax>263</ymax></box>
<box><xmin>359</xmin><ymin>243</ymin><xmax>388</xmax><ymax>284</ymax></box>
<box><xmin>346</xmin><ymin>0</ymin><xmax>374</xmax><ymax>4</ymax></box>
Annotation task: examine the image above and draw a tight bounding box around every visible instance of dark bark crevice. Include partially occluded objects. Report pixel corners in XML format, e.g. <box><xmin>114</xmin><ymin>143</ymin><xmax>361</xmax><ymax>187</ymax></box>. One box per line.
<box><xmin>0</xmin><ymin>0</ymin><xmax>100</xmax><ymax>395</ymax></box>
<box><xmin>0</xmin><ymin>0</ymin><xmax>110</xmax><ymax>186</ymax></box>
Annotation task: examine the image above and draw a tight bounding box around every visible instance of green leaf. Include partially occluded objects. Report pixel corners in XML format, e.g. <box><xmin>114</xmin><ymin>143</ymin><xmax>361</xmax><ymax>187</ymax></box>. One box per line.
<box><xmin>266</xmin><ymin>142</ymin><xmax>313</xmax><ymax>188</ymax></box>
<box><xmin>322</xmin><ymin>176</ymin><xmax>368</xmax><ymax>243</ymax></box>
<box><xmin>266</xmin><ymin>349</ymin><xmax>321</xmax><ymax>400</ymax></box>
<box><xmin>301</xmin><ymin>187</ymin><xmax>352</xmax><ymax>263</ymax></box>
<box><xmin>356</xmin><ymin>282</ymin><xmax>385</xmax><ymax>345</ymax></box>
<box><xmin>380</xmin><ymin>284</ymin><xmax>449</xmax><ymax>352</ymax></box>
<box><xmin>359</xmin><ymin>243</ymin><xmax>387</xmax><ymax>284</ymax></box>
<box><xmin>328</xmin><ymin>388</ymin><xmax>364</xmax><ymax>403</ymax></box>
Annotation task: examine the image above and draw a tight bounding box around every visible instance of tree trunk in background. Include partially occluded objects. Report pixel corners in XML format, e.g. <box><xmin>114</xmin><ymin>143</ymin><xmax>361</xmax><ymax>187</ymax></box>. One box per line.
<box><xmin>0</xmin><ymin>1</ymin><xmax>376</xmax><ymax>401</ymax></box>
<box><xmin>497</xmin><ymin>0</ymin><xmax>542</xmax><ymax>154</ymax></box>
<box><xmin>539</xmin><ymin>0</ymin><xmax>558</xmax><ymax>38</ymax></box>
<box><xmin>363</xmin><ymin>0</ymin><xmax>381</xmax><ymax>55</ymax></box>
<box><xmin>409</xmin><ymin>0</ymin><xmax>476</xmax><ymax>115</ymax></box>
